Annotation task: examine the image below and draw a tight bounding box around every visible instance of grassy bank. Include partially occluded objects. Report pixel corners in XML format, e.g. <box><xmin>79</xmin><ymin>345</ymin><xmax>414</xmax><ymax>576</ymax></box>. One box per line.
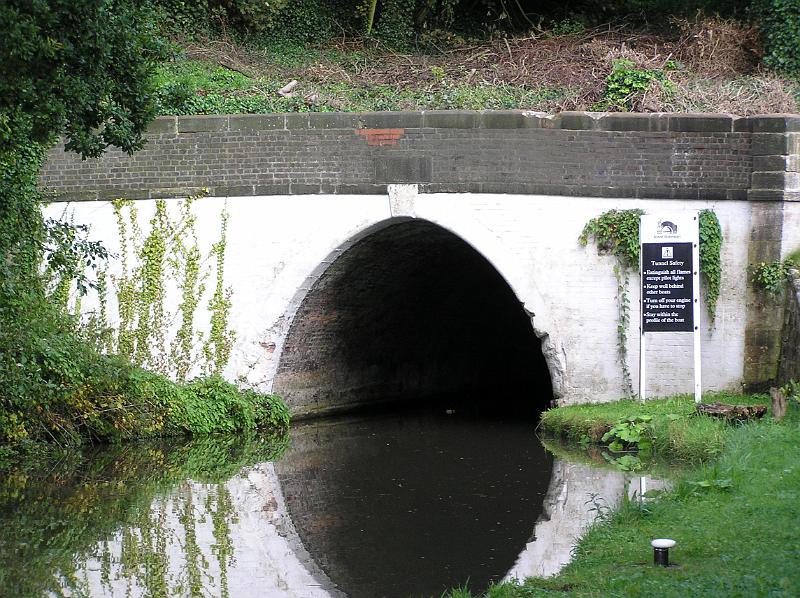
<box><xmin>538</xmin><ymin>392</ymin><xmax>770</xmax><ymax>462</ymax></box>
<box><xmin>449</xmin><ymin>395</ymin><xmax>799</xmax><ymax>597</ymax></box>
<box><xmin>0</xmin><ymin>357</ymin><xmax>291</xmax><ymax>465</ymax></box>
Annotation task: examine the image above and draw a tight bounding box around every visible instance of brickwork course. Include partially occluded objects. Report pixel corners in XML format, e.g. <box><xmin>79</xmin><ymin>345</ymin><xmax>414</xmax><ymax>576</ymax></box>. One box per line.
<box><xmin>41</xmin><ymin>111</ymin><xmax>800</xmax><ymax>202</ymax></box>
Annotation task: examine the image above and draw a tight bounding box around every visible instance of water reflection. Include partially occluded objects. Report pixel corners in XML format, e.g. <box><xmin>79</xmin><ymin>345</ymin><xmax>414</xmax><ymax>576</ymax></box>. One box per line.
<box><xmin>60</xmin><ymin>467</ymin><xmax>332</xmax><ymax>598</ymax></box>
<box><xmin>0</xmin><ymin>414</ymin><xmax>670</xmax><ymax>598</ymax></box>
<box><xmin>274</xmin><ymin>411</ymin><xmax>554</xmax><ymax>598</ymax></box>
<box><xmin>0</xmin><ymin>435</ymin><xmax>297</xmax><ymax>598</ymax></box>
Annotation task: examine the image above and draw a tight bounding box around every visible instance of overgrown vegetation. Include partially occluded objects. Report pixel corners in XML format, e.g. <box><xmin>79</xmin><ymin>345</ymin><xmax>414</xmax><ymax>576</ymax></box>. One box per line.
<box><xmin>751</xmin><ymin>0</ymin><xmax>800</xmax><ymax>76</ymax></box>
<box><xmin>751</xmin><ymin>249</ymin><xmax>800</xmax><ymax>295</ymax></box>
<box><xmin>142</xmin><ymin>1</ymin><xmax>800</xmax><ymax>117</ymax></box>
<box><xmin>147</xmin><ymin>1</ymin><xmax>762</xmax><ymax>49</ymax></box>
<box><xmin>579</xmin><ymin>209</ymin><xmax>643</xmax><ymax>397</ymax></box>
<box><xmin>0</xmin><ymin>1</ymin><xmax>288</xmax><ymax>457</ymax></box>
<box><xmin>106</xmin><ymin>195</ymin><xmax>235</xmax><ymax>380</ymax></box>
<box><xmin>538</xmin><ymin>391</ymin><xmax>766</xmax><ymax>462</ymax></box>
<box><xmin>592</xmin><ymin>58</ymin><xmax>676</xmax><ymax>111</ymax></box>
<box><xmin>447</xmin><ymin>397</ymin><xmax>799</xmax><ymax>597</ymax></box>
<box><xmin>698</xmin><ymin>209</ymin><xmax>722</xmax><ymax>318</ymax></box>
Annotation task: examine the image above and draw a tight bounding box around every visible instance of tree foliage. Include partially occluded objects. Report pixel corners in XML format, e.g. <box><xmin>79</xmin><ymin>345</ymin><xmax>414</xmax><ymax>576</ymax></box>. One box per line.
<box><xmin>0</xmin><ymin>0</ymin><xmax>168</xmax><ymax>158</ymax></box>
<box><xmin>0</xmin><ymin>2</ymin><xmax>290</xmax><ymax>450</ymax></box>
<box><xmin>751</xmin><ymin>0</ymin><xmax>800</xmax><ymax>76</ymax></box>
<box><xmin>149</xmin><ymin>0</ymin><xmax>754</xmax><ymax>48</ymax></box>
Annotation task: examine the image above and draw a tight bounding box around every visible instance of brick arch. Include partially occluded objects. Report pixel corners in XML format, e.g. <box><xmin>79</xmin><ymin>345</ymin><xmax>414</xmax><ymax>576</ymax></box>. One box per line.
<box><xmin>271</xmin><ymin>217</ymin><xmax>556</xmax><ymax>418</ymax></box>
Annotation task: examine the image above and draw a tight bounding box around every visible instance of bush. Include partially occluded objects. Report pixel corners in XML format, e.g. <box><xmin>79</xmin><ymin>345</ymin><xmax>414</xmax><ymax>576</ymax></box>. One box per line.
<box><xmin>752</xmin><ymin>0</ymin><xmax>800</xmax><ymax>76</ymax></box>
<box><xmin>152</xmin><ymin>0</ymin><xmax>351</xmax><ymax>41</ymax></box>
<box><xmin>593</xmin><ymin>58</ymin><xmax>675</xmax><ymax>112</ymax></box>
<box><xmin>153</xmin><ymin>0</ymin><xmax>287</xmax><ymax>35</ymax></box>
<box><xmin>0</xmin><ymin>322</ymin><xmax>290</xmax><ymax>446</ymax></box>
<box><xmin>174</xmin><ymin>376</ymin><xmax>289</xmax><ymax>434</ymax></box>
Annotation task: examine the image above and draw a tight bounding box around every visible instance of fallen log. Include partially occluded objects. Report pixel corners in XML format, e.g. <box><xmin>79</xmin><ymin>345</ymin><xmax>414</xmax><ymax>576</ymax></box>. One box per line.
<box><xmin>696</xmin><ymin>402</ymin><xmax>767</xmax><ymax>422</ymax></box>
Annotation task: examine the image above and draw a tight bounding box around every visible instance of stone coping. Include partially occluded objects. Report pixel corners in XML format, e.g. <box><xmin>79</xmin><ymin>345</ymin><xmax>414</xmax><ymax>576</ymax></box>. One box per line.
<box><xmin>147</xmin><ymin>111</ymin><xmax>800</xmax><ymax>136</ymax></box>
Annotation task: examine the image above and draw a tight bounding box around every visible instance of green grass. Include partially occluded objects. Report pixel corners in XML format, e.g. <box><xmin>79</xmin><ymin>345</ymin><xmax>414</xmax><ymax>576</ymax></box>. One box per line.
<box><xmin>151</xmin><ymin>59</ymin><xmax>573</xmax><ymax>116</ymax></box>
<box><xmin>538</xmin><ymin>392</ymin><xmax>769</xmax><ymax>462</ymax></box>
<box><xmin>445</xmin><ymin>397</ymin><xmax>799</xmax><ymax>597</ymax></box>
<box><xmin>152</xmin><ymin>60</ymin><xmax>255</xmax><ymax>91</ymax></box>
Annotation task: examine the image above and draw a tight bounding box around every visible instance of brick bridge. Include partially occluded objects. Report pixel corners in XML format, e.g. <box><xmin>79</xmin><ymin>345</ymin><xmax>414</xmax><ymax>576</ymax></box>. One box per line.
<box><xmin>41</xmin><ymin>111</ymin><xmax>800</xmax><ymax>416</ymax></box>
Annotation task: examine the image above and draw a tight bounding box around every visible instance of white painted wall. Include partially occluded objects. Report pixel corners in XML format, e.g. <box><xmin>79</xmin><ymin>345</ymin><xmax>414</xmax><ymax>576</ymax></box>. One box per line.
<box><xmin>783</xmin><ymin>202</ymin><xmax>800</xmax><ymax>258</ymax></box>
<box><xmin>46</xmin><ymin>189</ymin><xmax>758</xmax><ymax>405</ymax></box>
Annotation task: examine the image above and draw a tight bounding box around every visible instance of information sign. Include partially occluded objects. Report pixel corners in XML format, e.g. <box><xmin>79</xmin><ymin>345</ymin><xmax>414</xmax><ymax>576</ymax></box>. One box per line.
<box><xmin>641</xmin><ymin>242</ymin><xmax>694</xmax><ymax>332</ymax></box>
<box><xmin>639</xmin><ymin>213</ymin><xmax>701</xmax><ymax>403</ymax></box>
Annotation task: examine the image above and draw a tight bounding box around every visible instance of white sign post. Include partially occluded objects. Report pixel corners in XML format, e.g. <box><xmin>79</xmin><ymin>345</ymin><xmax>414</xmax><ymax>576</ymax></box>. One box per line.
<box><xmin>639</xmin><ymin>213</ymin><xmax>702</xmax><ymax>404</ymax></box>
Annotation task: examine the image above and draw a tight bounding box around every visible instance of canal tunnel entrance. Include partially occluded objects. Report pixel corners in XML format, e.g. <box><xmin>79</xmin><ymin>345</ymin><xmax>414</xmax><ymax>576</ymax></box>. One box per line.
<box><xmin>273</xmin><ymin>219</ymin><xmax>552</xmax><ymax>418</ymax></box>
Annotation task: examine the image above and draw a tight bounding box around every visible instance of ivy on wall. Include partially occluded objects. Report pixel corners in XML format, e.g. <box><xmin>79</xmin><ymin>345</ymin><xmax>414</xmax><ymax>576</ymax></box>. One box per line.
<box><xmin>579</xmin><ymin>209</ymin><xmax>643</xmax><ymax>397</ymax></box>
<box><xmin>580</xmin><ymin>208</ymin><xmax>723</xmax><ymax>398</ymax></box>
<box><xmin>750</xmin><ymin>249</ymin><xmax>800</xmax><ymax>295</ymax></box>
<box><xmin>698</xmin><ymin>209</ymin><xmax>722</xmax><ymax>318</ymax></box>
<box><xmin>107</xmin><ymin>193</ymin><xmax>234</xmax><ymax>380</ymax></box>
<box><xmin>202</xmin><ymin>210</ymin><xmax>235</xmax><ymax>376</ymax></box>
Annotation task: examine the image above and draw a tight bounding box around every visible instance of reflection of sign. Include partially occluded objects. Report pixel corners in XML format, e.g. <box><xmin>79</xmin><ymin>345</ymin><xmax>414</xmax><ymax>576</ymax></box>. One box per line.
<box><xmin>641</xmin><ymin>242</ymin><xmax>693</xmax><ymax>332</ymax></box>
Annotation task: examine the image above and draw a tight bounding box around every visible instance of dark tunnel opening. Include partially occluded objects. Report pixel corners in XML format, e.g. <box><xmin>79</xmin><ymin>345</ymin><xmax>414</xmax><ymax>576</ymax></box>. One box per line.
<box><xmin>273</xmin><ymin>219</ymin><xmax>553</xmax><ymax>419</ymax></box>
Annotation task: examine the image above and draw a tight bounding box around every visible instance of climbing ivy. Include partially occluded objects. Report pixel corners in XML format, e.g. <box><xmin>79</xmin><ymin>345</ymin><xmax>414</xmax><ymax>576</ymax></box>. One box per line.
<box><xmin>580</xmin><ymin>208</ymin><xmax>723</xmax><ymax>397</ymax></box>
<box><xmin>750</xmin><ymin>252</ymin><xmax>799</xmax><ymax>295</ymax></box>
<box><xmin>698</xmin><ymin>209</ymin><xmax>722</xmax><ymax>320</ymax></box>
<box><xmin>203</xmin><ymin>211</ymin><xmax>235</xmax><ymax>377</ymax></box>
<box><xmin>110</xmin><ymin>193</ymin><xmax>233</xmax><ymax>379</ymax></box>
<box><xmin>81</xmin><ymin>269</ymin><xmax>113</xmax><ymax>354</ymax></box>
<box><xmin>580</xmin><ymin>209</ymin><xmax>644</xmax><ymax>397</ymax></box>
<box><xmin>133</xmin><ymin>200</ymin><xmax>170</xmax><ymax>369</ymax></box>
<box><xmin>170</xmin><ymin>199</ymin><xmax>205</xmax><ymax>382</ymax></box>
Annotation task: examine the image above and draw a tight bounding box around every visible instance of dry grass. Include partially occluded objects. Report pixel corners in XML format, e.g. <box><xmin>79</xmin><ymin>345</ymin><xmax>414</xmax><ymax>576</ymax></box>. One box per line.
<box><xmin>173</xmin><ymin>17</ymin><xmax>798</xmax><ymax>115</ymax></box>
<box><xmin>671</xmin><ymin>16</ymin><xmax>761</xmax><ymax>78</ymax></box>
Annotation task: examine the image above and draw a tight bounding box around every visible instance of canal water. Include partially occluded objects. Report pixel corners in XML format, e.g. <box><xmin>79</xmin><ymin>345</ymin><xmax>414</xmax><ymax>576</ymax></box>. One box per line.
<box><xmin>0</xmin><ymin>408</ymin><xmax>659</xmax><ymax>598</ymax></box>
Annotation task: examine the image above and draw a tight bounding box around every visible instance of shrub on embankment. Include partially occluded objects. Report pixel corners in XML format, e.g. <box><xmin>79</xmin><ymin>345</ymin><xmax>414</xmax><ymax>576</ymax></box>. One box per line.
<box><xmin>537</xmin><ymin>392</ymin><xmax>770</xmax><ymax>462</ymax></box>
<box><xmin>0</xmin><ymin>135</ymin><xmax>288</xmax><ymax>459</ymax></box>
<box><xmin>0</xmin><ymin>329</ymin><xmax>290</xmax><ymax>456</ymax></box>
<box><xmin>0</xmin><ymin>2</ymin><xmax>290</xmax><ymax>459</ymax></box>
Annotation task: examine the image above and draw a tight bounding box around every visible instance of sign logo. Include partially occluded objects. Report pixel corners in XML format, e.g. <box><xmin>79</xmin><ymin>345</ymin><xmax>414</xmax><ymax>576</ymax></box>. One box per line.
<box><xmin>661</xmin><ymin>246</ymin><xmax>673</xmax><ymax>259</ymax></box>
<box><xmin>658</xmin><ymin>220</ymin><xmax>678</xmax><ymax>234</ymax></box>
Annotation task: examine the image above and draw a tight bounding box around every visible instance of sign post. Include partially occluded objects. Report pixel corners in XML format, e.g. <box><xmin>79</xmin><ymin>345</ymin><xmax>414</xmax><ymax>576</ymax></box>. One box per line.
<box><xmin>639</xmin><ymin>213</ymin><xmax>701</xmax><ymax>403</ymax></box>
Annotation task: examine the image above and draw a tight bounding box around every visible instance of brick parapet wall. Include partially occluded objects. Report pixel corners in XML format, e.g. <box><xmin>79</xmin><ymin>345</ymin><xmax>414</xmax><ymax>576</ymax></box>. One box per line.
<box><xmin>39</xmin><ymin>111</ymin><xmax>800</xmax><ymax>202</ymax></box>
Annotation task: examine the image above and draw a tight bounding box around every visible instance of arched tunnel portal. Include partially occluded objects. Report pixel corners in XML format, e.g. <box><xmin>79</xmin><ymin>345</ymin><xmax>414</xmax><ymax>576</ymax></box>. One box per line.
<box><xmin>273</xmin><ymin>219</ymin><xmax>553</xmax><ymax>418</ymax></box>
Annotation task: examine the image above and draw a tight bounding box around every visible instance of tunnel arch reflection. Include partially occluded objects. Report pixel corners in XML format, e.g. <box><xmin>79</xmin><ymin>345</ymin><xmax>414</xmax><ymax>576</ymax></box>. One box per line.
<box><xmin>272</xmin><ymin>218</ymin><xmax>553</xmax><ymax>418</ymax></box>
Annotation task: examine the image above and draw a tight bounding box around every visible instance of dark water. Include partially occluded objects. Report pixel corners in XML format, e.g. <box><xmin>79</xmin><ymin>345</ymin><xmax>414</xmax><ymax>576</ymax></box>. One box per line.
<box><xmin>0</xmin><ymin>410</ymin><xmax>555</xmax><ymax>598</ymax></box>
<box><xmin>275</xmin><ymin>410</ymin><xmax>554</xmax><ymax>598</ymax></box>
